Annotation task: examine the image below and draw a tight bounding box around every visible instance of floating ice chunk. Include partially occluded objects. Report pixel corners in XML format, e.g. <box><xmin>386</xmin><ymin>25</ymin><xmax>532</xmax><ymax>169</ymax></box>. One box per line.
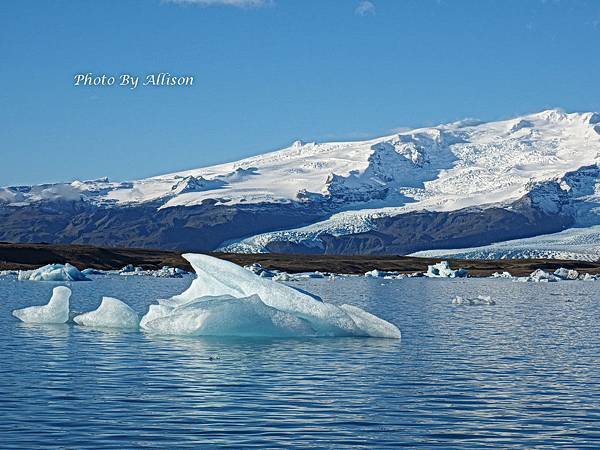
<box><xmin>141</xmin><ymin>254</ymin><xmax>401</xmax><ymax>338</ymax></box>
<box><xmin>491</xmin><ymin>271</ymin><xmax>513</xmax><ymax>279</ymax></box>
<box><xmin>527</xmin><ymin>269</ymin><xmax>560</xmax><ymax>282</ymax></box>
<box><xmin>425</xmin><ymin>261</ymin><xmax>468</xmax><ymax>278</ymax></box>
<box><xmin>82</xmin><ymin>268</ymin><xmax>107</xmax><ymax>276</ymax></box>
<box><xmin>365</xmin><ymin>269</ymin><xmax>382</xmax><ymax>278</ymax></box>
<box><xmin>474</xmin><ymin>295</ymin><xmax>495</xmax><ymax>305</ymax></box>
<box><xmin>296</xmin><ymin>271</ymin><xmax>329</xmax><ymax>279</ymax></box>
<box><xmin>74</xmin><ymin>297</ymin><xmax>140</xmax><ymax>329</ymax></box>
<box><xmin>452</xmin><ymin>296</ymin><xmax>469</xmax><ymax>305</ymax></box>
<box><xmin>452</xmin><ymin>295</ymin><xmax>495</xmax><ymax>306</ymax></box>
<box><xmin>272</xmin><ymin>272</ymin><xmax>300</xmax><ymax>282</ymax></box>
<box><xmin>365</xmin><ymin>269</ymin><xmax>403</xmax><ymax>279</ymax></box>
<box><xmin>553</xmin><ymin>268</ymin><xmax>579</xmax><ymax>280</ymax></box>
<box><xmin>18</xmin><ymin>263</ymin><xmax>90</xmax><ymax>282</ymax></box>
<box><xmin>0</xmin><ymin>270</ymin><xmax>18</xmax><ymax>277</ymax></box>
<box><xmin>119</xmin><ymin>264</ymin><xmax>143</xmax><ymax>274</ymax></box>
<box><xmin>152</xmin><ymin>266</ymin><xmax>184</xmax><ymax>278</ymax></box>
<box><xmin>12</xmin><ymin>286</ymin><xmax>71</xmax><ymax>323</ymax></box>
<box><xmin>244</xmin><ymin>263</ymin><xmax>277</xmax><ymax>278</ymax></box>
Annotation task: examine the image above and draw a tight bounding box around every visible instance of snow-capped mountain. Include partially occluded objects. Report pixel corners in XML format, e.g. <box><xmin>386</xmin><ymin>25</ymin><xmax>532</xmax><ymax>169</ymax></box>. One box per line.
<box><xmin>1</xmin><ymin>109</ymin><xmax>599</xmax><ymax>257</ymax></box>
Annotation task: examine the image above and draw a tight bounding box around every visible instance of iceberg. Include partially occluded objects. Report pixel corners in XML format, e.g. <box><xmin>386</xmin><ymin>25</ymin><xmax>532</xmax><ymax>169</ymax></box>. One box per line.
<box><xmin>12</xmin><ymin>286</ymin><xmax>71</xmax><ymax>323</ymax></box>
<box><xmin>553</xmin><ymin>268</ymin><xmax>579</xmax><ymax>280</ymax></box>
<box><xmin>18</xmin><ymin>263</ymin><xmax>90</xmax><ymax>282</ymax></box>
<box><xmin>74</xmin><ymin>297</ymin><xmax>140</xmax><ymax>329</ymax></box>
<box><xmin>272</xmin><ymin>272</ymin><xmax>300</xmax><ymax>282</ymax></box>
<box><xmin>425</xmin><ymin>261</ymin><xmax>468</xmax><ymax>278</ymax></box>
<box><xmin>0</xmin><ymin>270</ymin><xmax>18</xmax><ymax>277</ymax></box>
<box><xmin>81</xmin><ymin>268</ymin><xmax>107</xmax><ymax>276</ymax></box>
<box><xmin>140</xmin><ymin>254</ymin><xmax>401</xmax><ymax>339</ymax></box>
<box><xmin>526</xmin><ymin>269</ymin><xmax>560</xmax><ymax>282</ymax></box>
<box><xmin>452</xmin><ymin>295</ymin><xmax>496</xmax><ymax>306</ymax></box>
<box><xmin>365</xmin><ymin>269</ymin><xmax>404</xmax><ymax>279</ymax></box>
<box><xmin>491</xmin><ymin>271</ymin><xmax>513</xmax><ymax>279</ymax></box>
<box><xmin>141</xmin><ymin>294</ymin><xmax>315</xmax><ymax>337</ymax></box>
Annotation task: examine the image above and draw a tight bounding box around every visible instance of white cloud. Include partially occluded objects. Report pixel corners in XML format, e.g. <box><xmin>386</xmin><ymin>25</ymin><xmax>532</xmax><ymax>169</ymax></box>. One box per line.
<box><xmin>165</xmin><ymin>0</ymin><xmax>272</xmax><ymax>7</ymax></box>
<box><xmin>355</xmin><ymin>1</ymin><xmax>375</xmax><ymax>16</ymax></box>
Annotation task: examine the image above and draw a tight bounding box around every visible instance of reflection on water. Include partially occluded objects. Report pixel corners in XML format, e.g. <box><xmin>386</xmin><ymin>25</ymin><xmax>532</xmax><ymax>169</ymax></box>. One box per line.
<box><xmin>0</xmin><ymin>275</ymin><xmax>598</xmax><ymax>448</ymax></box>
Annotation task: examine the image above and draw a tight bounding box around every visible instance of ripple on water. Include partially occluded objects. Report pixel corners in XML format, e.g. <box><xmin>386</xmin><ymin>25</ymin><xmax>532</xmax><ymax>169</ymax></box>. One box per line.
<box><xmin>0</xmin><ymin>275</ymin><xmax>599</xmax><ymax>448</ymax></box>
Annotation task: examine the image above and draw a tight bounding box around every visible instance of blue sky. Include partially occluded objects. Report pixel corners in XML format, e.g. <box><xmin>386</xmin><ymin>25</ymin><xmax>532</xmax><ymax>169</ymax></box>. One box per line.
<box><xmin>1</xmin><ymin>0</ymin><xmax>599</xmax><ymax>185</ymax></box>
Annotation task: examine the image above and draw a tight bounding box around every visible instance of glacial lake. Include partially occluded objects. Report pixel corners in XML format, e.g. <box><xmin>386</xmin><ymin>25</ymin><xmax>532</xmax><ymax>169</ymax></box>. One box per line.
<box><xmin>0</xmin><ymin>274</ymin><xmax>598</xmax><ymax>448</ymax></box>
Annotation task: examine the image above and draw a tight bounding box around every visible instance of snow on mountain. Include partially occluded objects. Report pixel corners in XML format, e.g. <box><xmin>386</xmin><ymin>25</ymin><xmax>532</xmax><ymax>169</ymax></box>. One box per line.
<box><xmin>410</xmin><ymin>225</ymin><xmax>600</xmax><ymax>262</ymax></box>
<box><xmin>3</xmin><ymin>109</ymin><xmax>597</xmax><ymax>210</ymax></box>
<box><xmin>1</xmin><ymin>108</ymin><xmax>600</xmax><ymax>256</ymax></box>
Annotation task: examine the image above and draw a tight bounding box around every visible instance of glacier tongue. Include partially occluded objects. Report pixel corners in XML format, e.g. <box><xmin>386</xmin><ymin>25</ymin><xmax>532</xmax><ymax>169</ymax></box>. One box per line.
<box><xmin>140</xmin><ymin>254</ymin><xmax>401</xmax><ymax>338</ymax></box>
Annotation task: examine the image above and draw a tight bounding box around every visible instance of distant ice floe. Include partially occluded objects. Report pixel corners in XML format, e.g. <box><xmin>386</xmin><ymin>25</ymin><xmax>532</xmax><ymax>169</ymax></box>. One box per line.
<box><xmin>244</xmin><ymin>263</ymin><xmax>337</xmax><ymax>281</ymax></box>
<box><xmin>491</xmin><ymin>271</ymin><xmax>513</xmax><ymax>279</ymax></box>
<box><xmin>452</xmin><ymin>295</ymin><xmax>496</xmax><ymax>306</ymax></box>
<box><xmin>81</xmin><ymin>268</ymin><xmax>106</xmax><ymax>276</ymax></box>
<box><xmin>12</xmin><ymin>286</ymin><xmax>71</xmax><ymax>323</ymax></box>
<box><xmin>425</xmin><ymin>261</ymin><xmax>468</xmax><ymax>278</ymax></box>
<box><xmin>18</xmin><ymin>264</ymin><xmax>90</xmax><ymax>282</ymax></box>
<box><xmin>140</xmin><ymin>254</ymin><xmax>401</xmax><ymax>338</ymax></box>
<box><xmin>118</xmin><ymin>265</ymin><xmax>187</xmax><ymax>278</ymax></box>
<box><xmin>73</xmin><ymin>297</ymin><xmax>140</xmax><ymax>329</ymax></box>
<box><xmin>514</xmin><ymin>267</ymin><xmax>598</xmax><ymax>282</ymax></box>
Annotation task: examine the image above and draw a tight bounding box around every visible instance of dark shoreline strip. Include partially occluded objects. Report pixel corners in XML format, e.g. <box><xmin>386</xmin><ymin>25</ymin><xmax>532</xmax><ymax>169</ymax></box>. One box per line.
<box><xmin>1</xmin><ymin>242</ymin><xmax>599</xmax><ymax>277</ymax></box>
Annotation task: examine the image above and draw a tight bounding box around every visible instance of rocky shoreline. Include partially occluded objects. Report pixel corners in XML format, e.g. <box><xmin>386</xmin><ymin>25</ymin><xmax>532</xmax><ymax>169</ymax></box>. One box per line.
<box><xmin>1</xmin><ymin>242</ymin><xmax>599</xmax><ymax>277</ymax></box>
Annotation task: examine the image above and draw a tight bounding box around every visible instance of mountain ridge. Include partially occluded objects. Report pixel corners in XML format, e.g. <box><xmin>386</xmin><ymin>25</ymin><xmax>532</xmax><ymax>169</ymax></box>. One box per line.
<box><xmin>1</xmin><ymin>109</ymin><xmax>599</xmax><ymax>257</ymax></box>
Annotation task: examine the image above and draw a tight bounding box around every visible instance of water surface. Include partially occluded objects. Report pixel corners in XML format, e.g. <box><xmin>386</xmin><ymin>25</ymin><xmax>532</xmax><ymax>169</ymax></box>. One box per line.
<box><xmin>0</xmin><ymin>275</ymin><xmax>598</xmax><ymax>448</ymax></box>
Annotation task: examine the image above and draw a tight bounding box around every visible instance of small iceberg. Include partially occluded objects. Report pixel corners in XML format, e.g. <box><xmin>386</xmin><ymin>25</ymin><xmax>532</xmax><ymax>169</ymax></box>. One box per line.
<box><xmin>81</xmin><ymin>268</ymin><xmax>107</xmax><ymax>276</ymax></box>
<box><xmin>74</xmin><ymin>297</ymin><xmax>140</xmax><ymax>329</ymax></box>
<box><xmin>18</xmin><ymin>263</ymin><xmax>90</xmax><ymax>282</ymax></box>
<box><xmin>553</xmin><ymin>268</ymin><xmax>579</xmax><ymax>280</ymax></box>
<box><xmin>365</xmin><ymin>269</ymin><xmax>403</xmax><ymax>279</ymax></box>
<box><xmin>244</xmin><ymin>263</ymin><xmax>277</xmax><ymax>278</ymax></box>
<box><xmin>525</xmin><ymin>269</ymin><xmax>560</xmax><ymax>283</ymax></box>
<box><xmin>272</xmin><ymin>272</ymin><xmax>300</xmax><ymax>282</ymax></box>
<box><xmin>12</xmin><ymin>286</ymin><xmax>71</xmax><ymax>323</ymax></box>
<box><xmin>491</xmin><ymin>271</ymin><xmax>513</xmax><ymax>279</ymax></box>
<box><xmin>425</xmin><ymin>261</ymin><xmax>468</xmax><ymax>278</ymax></box>
<box><xmin>452</xmin><ymin>295</ymin><xmax>496</xmax><ymax>306</ymax></box>
<box><xmin>118</xmin><ymin>265</ymin><xmax>186</xmax><ymax>278</ymax></box>
<box><xmin>140</xmin><ymin>254</ymin><xmax>401</xmax><ymax>339</ymax></box>
<box><xmin>0</xmin><ymin>270</ymin><xmax>18</xmax><ymax>277</ymax></box>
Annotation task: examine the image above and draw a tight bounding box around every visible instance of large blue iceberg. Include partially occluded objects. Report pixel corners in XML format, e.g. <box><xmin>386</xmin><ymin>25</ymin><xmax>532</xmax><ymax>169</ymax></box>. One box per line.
<box><xmin>139</xmin><ymin>254</ymin><xmax>401</xmax><ymax>338</ymax></box>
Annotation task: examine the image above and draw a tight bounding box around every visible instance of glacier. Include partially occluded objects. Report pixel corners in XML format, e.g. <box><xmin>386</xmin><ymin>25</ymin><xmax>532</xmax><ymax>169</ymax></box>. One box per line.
<box><xmin>140</xmin><ymin>254</ymin><xmax>401</xmax><ymax>338</ymax></box>
<box><xmin>411</xmin><ymin>225</ymin><xmax>600</xmax><ymax>262</ymax></box>
<box><xmin>12</xmin><ymin>286</ymin><xmax>71</xmax><ymax>324</ymax></box>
